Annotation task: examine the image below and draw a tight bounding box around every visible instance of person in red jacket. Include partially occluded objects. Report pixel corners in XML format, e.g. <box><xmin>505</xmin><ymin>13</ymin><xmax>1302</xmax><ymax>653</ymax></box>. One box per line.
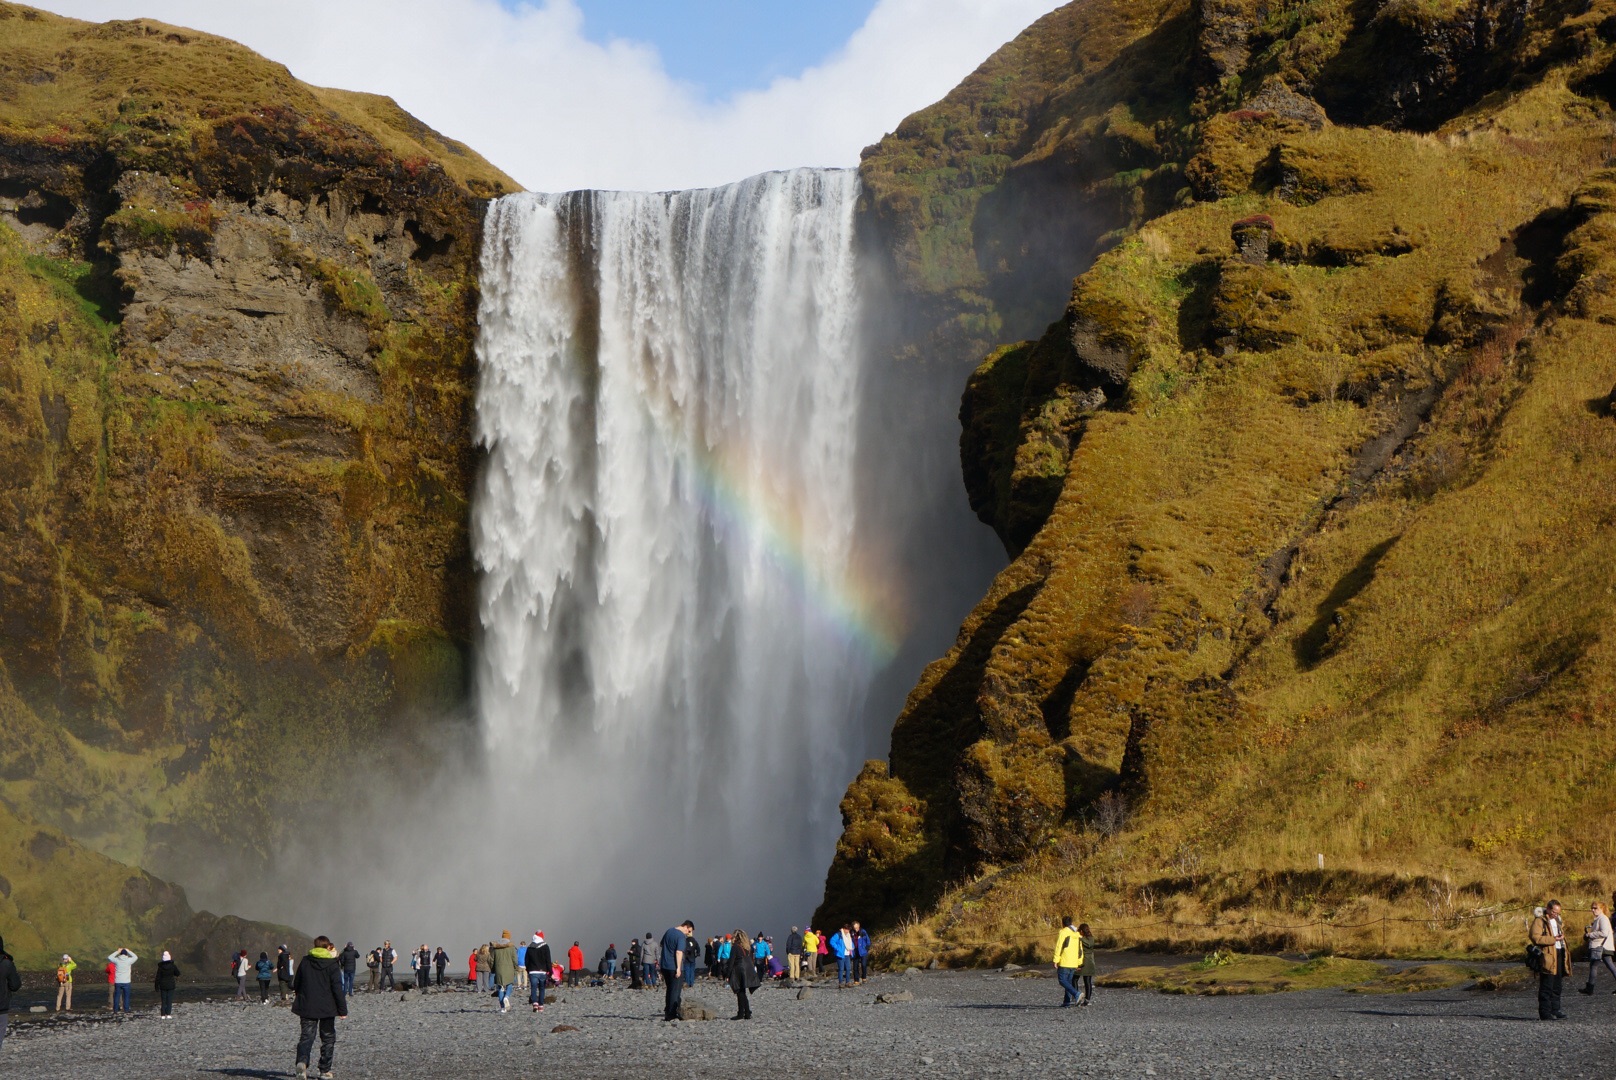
<box><xmin>467</xmin><ymin>950</ymin><xmax>478</xmax><ymax>988</ymax></box>
<box><xmin>567</xmin><ymin>942</ymin><xmax>585</xmax><ymax>988</ymax></box>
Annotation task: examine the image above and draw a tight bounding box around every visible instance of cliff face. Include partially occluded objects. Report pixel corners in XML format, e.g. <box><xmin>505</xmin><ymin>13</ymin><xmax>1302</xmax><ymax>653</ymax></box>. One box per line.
<box><xmin>825</xmin><ymin>0</ymin><xmax>1616</xmax><ymax>960</ymax></box>
<box><xmin>0</xmin><ymin>2</ymin><xmax>515</xmax><ymax>964</ymax></box>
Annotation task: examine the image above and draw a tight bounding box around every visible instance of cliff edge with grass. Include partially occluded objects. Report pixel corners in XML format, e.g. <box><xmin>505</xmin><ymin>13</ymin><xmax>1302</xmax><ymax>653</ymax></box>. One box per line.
<box><xmin>823</xmin><ymin>0</ymin><xmax>1616</xmax><ymax>963</ymax></box>
<box><xmin>0</xmin><ymin>2</ymin><xmax>515</xmax><ymax>967</ymax></box>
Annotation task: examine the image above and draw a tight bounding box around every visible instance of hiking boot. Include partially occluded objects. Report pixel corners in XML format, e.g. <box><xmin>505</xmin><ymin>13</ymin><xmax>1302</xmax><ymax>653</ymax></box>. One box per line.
<box><xmin>295</xmin><ymin>1064</ymin><xmax>308</xmax><ymax>1079</ymax></box>
<box><xmin>320</xmin><ymin>1073</ymin><xmax>334</xmax><ymax>1079</ymax></box>
<box><xmin>1580</xmin><ymin>986</ymin><xmax>1594</xmax><ymax>995</ymax></box>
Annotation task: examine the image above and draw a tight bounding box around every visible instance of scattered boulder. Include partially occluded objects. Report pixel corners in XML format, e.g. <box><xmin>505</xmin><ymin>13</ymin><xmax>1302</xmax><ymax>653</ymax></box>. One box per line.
<box><xmin>1002</xmin><ymin>963</ymin><xmax>1023</xmax><ymax>973</ymax></box>
<box><xmin>677</xmin><ymin>999</ymin><xmax>717</xmax><ymax>1021</ymax></box>
<box><xmin>927</xmin><ymin>959</ymin><xmax>939</xmax><ymax>970</ymax></box>
<box><xmin>30</xmin><ymin>1006</ymin><xmax>46</xmax><ymax>1014</ymax></box>
<box><xmin>550</xmin><ymin>1024</ymin><xmax>579</xmax><ymax>1033</ymax></box>
<box><xmin>903</xmin><ymin>966</ymin><xmax>922</xmax><ymax>976</ymax></box>
<box><xmin>1232</xmin><ymin>215</ymin><xmax>1274</xmax><ymax>266</ymax></box>
<box><xmin>796</xmin><ymin>987</ymin><xmax>814</xmax><ymax>1001</ymax></box>
<box><xmin>876</xmin><ymin>991</ymin><xmax>915</xmax><ymax>1004</ymax></box>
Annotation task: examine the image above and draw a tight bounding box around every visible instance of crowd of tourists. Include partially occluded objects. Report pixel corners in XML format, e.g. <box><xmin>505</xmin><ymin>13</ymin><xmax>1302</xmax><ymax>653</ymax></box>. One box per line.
<box><xmin>6</xmin><ymin>892</ymin><xmax>1616</xmax><ymax>1072</ymax></box>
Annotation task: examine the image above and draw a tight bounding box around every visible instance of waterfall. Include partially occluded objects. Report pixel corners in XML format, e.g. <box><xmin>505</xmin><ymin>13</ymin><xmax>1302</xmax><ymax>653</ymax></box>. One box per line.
<box><xmin>472</xmin><ymin>169</ymin><xmax>884</xmax><ymax>927</ymax></box>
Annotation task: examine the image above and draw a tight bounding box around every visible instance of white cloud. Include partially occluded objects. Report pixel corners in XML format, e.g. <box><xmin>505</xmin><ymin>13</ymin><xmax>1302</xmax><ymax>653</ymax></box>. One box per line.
<box><xmin>34</xmin><ymin>0</ymin><xmax>1062</xmax><ymax>192</ymax></box>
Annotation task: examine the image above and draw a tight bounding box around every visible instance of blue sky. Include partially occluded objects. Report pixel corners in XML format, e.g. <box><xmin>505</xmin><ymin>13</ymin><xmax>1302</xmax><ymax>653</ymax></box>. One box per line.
<box><xmin>567</xmin><ymin>0</ymin><xmax>879</xmax><ymax>97</ymax></box>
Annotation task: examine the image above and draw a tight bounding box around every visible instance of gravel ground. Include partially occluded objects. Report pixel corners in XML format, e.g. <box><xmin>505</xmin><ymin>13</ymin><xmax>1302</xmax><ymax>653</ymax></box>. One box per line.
<box><xmin>5</xmin><ymin>966</ymin><xmax>1612</xmax><ymax>1079</ymax></box>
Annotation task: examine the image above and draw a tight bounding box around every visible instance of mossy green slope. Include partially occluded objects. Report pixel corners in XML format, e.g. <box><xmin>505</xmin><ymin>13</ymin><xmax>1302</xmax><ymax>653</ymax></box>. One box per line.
<box><xmin>825</xmin><ymin>0</ymin><xmax>1616</xmax><ymax>960</ymax></box>
<box><xmin>0</xmin><ymin>1</ymin><xmax>516</xmax><ymax>945</ymax></box>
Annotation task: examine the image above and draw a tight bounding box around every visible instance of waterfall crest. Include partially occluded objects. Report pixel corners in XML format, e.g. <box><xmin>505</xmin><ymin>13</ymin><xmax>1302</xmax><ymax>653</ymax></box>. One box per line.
<box><xmin>473</xmin><ymin>169</ymin><xmax>879</xmax><ymax>924</ymax></box>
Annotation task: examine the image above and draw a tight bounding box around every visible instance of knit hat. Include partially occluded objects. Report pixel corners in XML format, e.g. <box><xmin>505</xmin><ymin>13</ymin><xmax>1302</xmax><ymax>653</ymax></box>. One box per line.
<box><xmin>501</xmin><ymin>930</ymin><xmax>512</xmax><ymax>941</ymax></box>
<box><xmin>533</xmin><ymin>932</ymin><xmax>544</xmax><ymax>943</ymax></box>
<box><xmin>161</xmin><ymin>951</ymin><xmax>171</xmax><ymax>962</ymax></box>
<box><xmin>62</xmin><ymin>954</ymin><xmax>71</xmax><ymax>961</ymax></box>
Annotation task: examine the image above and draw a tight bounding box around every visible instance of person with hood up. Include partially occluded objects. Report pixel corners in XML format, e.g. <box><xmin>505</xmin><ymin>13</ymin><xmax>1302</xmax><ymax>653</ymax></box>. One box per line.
<box><xmin>0</xmin><ymin>935</ymin><xmax>21</xmax><ymax>1052</ymax></box>
<box><xmin>434</xmin><ymin>947</ymin><xmax>448</xmax><ymax>986</ymax></box>
<box><xmin>489</xmin><ymin>931</ymin><xmax>517</xmax><ymax>1013</ymax></box>
<box><xmin>109</xmin><ymin>947</ymin><xmax>138</xmax><ymax>1013</ymax></box>
<box><xmin>337</xmin><ymin>943</ymin><xmax>359</xmax><ymax>997</ymax></box>
<box><xmin>233</xmin><ymin>950</ymin><xmax>251</xmax><ymax>1000</ymax></box>
<box><xmin>1053</xmin><ymin>915</ymin><xmax>1083</xmax><ymax>1006</ymax></box>
<box><xmin>54</xmin><ymin>953</ymin><xmax>76</xmax><ymax>1012</ymax></box>
<box><xmin>728</xmin><ymin>929</ymin><xmax>761</xmax><ymax>1019</ymax></box>
<box><xmin>255</xmin><ymin>952</ymin><xmax>274</xmax><ymax>1002</ymax></box>
<box><xmin>525</xmin><ymin>932</ymin><xmax>552</xmax><ymax>1012</ymax></box>
<box><xmin>643</xmin><ymin>932</ymin><xmax>659</xmax><ymax>987</ymax></box>
<box><xmin>627</xmin><ymin>937</ymin><xmax>643</xmax><ymax>989</ymax></box>
<box><xmin>567</xmin><ymin>941</ymin><xmax>585</xmax><ymax>988</ymax></box>
<box><xmin>153</xmin><ymin>951</ymin><xmax>181</xmax><ymax>1019</ymax></box>
<box><xmin>275</xmin><ymin>945</ymin><xmax>294</xmax><ymax>1001</ymax></box>
<box><xmin>291</xmin><ymin>935</ymin><xmax>347</xmax><ymax>1080</ymax></box>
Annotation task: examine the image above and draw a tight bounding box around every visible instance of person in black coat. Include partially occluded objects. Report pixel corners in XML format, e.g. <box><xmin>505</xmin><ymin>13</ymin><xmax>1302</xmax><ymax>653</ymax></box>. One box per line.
<box><xmin>524</xmin><ymin>933</ymin><xmax>553</xmax><ymax>1012</ymax></box>
<box><xmin>153</xmin><ymin>951</ymin><xmax>182</xmax><ymax>1018</ymax></box>
<box><xmin>276</xmin><ymin>945</ymin><xmax>294</xmax><ymax>1001</ymax></box>
<box><xmin>727</xmin><ymin>929</ymin><xmax>760</xmax><ymax>1020</ymax></box>
<box><xmin>416</xmin><ymin>946</ymin><xmax>431</xmax><ymax>991</ymax></box>
<box><xmin>433</xmin><ymin>947</ymin><xmax>448</xmax><ymax>986</ymax></box>
<box><xmin>292</xmin><ymin>936</ymin><xmax>347</xmax><ymax>1080</ymax></box>
<box><xmin>0</xmin><ymin>935</ymin><xmax>23</xmax><ymax>1052</ymax></box>
<box><xmin>338</xmin><ymin>943</ymin><xmax>359</xmax><ymax>997</ymax></box>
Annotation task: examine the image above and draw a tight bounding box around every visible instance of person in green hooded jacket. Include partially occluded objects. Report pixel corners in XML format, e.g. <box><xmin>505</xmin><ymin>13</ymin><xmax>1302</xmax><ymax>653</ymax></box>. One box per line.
<box><xmin>489</xmin><ymin>931</ymin><xmax>518</xmax><ymax>1014</ymax></box>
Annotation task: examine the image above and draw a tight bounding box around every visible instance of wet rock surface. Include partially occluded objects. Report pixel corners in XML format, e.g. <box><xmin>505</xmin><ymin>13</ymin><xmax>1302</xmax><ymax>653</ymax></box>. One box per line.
<box><xmin>6</xmin><ymin>968</ymin><xmax>1614</xmax><ymax>1079</ymax></box>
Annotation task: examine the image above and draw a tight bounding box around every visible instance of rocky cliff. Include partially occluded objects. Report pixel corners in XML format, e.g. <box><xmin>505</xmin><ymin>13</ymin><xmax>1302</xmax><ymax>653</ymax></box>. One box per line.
<box><xmin>824</xmin><ymin>0</ymin><xmax>1616</xmax><ymax>962</ymax></box>
<box><xmin>0</xmin><ymin>2</ymin><xmax>514</xmax><ymax>967</ymax></box>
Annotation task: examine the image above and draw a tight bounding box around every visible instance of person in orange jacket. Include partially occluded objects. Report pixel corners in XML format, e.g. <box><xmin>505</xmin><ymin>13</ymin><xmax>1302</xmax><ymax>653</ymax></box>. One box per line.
<box><xmin>567</xmin><ymin>942</ymin><xmax>585</xmax><ymax>988</ymax></box>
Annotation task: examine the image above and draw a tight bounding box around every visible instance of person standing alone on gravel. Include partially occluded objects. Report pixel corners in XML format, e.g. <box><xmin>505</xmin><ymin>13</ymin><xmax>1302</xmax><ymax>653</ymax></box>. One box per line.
<box><xmin>291</xmin><ymin>935</ymin><xmax>346</xmax><ymax>1080</ymax></box>
<box><xmin>568</xmin><ymin>941</ymin><xmax>585</xmax><ymax>988</ymax></box>
<box><xmin>276</xmin><ymin>945</ymin><xmax>294</xmax><ymax>1001</ymax></box>
<box><xmin>109</xmin><ymin>947</ymin><xmax>137</xmax><ymax>1014</ymax></box>
<box><xmin>1054</xmin><ymin>915</ymin><xmax>1083</xmax><ymax>1006</ymax></box>
<box><xmin>338</xmin><ymin>943</ymin><xmax>358</xmax><ymax>997</ymax></box>
<box><xmin>1530</xmin><ymin>900</ymin><xmax>1572</xmax><ymax>1020</ymax></box>
<box><xmin>728</xmin><ymin>929</ymin><xmax>760</xmax><ymax>1019</ymax></box>
<box><xmin>0</xmin><ymin>935</ymin><xmax>22</xmax><ymax>1052</ymax></box>
<box><xmin>153</xmin><ymin>951</ymin><xmax>181</xmax><ymax>1019</ymax></box>
<box><xmin>379</xmin><ymin>941</ymin><xmax>396</xmax><ymax>991</ymax></box>
<box><xmin>660</xmin><ymin>921</ymin><xmax>693</xmax><ymax>1020</ymax></box>
<box><xmin>55</xmin><ymin>954</ymin><xmax>76</xmax><ymax>1013</ymax></box>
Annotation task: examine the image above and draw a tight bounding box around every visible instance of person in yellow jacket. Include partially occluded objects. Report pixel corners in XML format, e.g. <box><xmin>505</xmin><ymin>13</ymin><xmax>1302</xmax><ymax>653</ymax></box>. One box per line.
<box><xmin>802</xmin><ymin>929</ymin><xmax>820</xmax><ymax>978</ymax></box>
<box><xmin>54</xmin><ymin>954</ymin><xmax>76</xmax><ymax>1012</ymax></box>
<box><xmin>1053</xmin><ymin>916</ymin><xmax>1084</xmax><ymax>1007</ymax></box>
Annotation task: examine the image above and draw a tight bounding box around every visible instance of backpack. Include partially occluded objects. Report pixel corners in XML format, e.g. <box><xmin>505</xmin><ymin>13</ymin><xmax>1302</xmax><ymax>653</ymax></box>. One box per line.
<box><xmin>1524</xmin><ymin>943</ymin><xmax>1546</xmax><ymax>974</ymax></box>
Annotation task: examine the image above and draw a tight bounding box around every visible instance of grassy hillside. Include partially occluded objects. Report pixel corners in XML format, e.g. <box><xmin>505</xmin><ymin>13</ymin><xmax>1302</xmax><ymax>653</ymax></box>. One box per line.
<box><xmin>0</xmin><ymin>1</ymin><xmax>514</xmax><ymax>949</ymax></box>
<box><xmin>824</xmin><ymin>0</ymin><xmax>1616</xmax><ymax>962</ymax></box>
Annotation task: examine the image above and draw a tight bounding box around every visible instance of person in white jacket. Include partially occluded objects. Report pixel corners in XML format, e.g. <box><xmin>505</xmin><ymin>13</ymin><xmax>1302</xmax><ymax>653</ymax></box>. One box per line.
<box><xmin>108</xmin><ymin>948</ymin><xmax>137</xmax><ymax>1014</ymax></box>
<box><xmin>1580</xmin><ymin>900</ymin><xmax>1616</xmax><ymax>995</ymax></box>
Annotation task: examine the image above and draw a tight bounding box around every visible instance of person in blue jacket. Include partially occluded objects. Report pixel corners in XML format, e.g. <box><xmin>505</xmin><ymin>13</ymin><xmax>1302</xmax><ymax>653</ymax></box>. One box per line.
<box><xmin>830</xmin><ymin>925</ymin><xmax>854</xmax><ymax>988</ymax></box>
<box><xmin>852</xmin><ymin>922</ymin><xmax>871</xmax><ymax>984</ymax></box>
<box><xmin>255</xmin><ymin>952</ymin><xmax>274</xmax><ymax>1003</ymax></box>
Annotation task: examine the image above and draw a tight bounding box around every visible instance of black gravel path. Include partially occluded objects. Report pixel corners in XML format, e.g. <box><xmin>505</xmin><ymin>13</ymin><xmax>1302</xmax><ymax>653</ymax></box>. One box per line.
<box><xmin>4</xmin><ymin>967</ymin><xmax>1612</xmax><ymax>1078</ymax></box>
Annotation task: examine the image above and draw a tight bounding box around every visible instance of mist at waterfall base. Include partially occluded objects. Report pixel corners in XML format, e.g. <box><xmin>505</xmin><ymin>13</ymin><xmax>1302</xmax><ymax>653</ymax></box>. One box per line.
<box><xmin>249</xmin><ymin>169</ymin><xmax>1001</xmax><ymax>953</ymax></box>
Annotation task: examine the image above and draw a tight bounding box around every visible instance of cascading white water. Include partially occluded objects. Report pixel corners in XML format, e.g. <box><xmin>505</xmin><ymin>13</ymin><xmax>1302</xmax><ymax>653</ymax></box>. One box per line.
<box><xmin>472</xmin><ymin>169</ymin><xmax>885</xmax><ymax>930</ymax></box>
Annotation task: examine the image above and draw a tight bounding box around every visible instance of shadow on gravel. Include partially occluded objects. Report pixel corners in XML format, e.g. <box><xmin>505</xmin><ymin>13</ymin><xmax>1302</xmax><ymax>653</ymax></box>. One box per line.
<box><xmin>1351</xmin><ymin>1009</ymin><xmax>1538</xmax><ymax>1023</ymax></box>
<box><xmin>202</xmin><ymin>1070</ymin><xmax>285</xmax><ymax>1079</ymax></box>
<box><xmin>948</xmin><ymin>1003</ymin><xmax>1064</xmax><ymax>1010</ymax></box>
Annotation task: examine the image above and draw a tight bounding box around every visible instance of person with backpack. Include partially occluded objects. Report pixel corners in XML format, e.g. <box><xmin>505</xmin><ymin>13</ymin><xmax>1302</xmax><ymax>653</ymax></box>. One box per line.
<box><xmin>291</xmin><ymin>935</ymin><xmax>347</xmax><ymax>1080</ymax></box>
<box><xmin>255</xmin><ymin>952</ymin><xmax>274</xmax><ymax>1002</ymax></box>
<box><xmin>1580</xmin><ymin>901</ymin><xmax>1616</xmax><ymax>995</ymax></box>
<box><xmin>233</xmin><ymin>951</ymin><xmax>251</xmax><ymax>1001</ymax></box>
<box><xmin>153</xmin><ymin>951</ymin><xmax>181</xmax><ymax>1019</ymax></box>
<box><xmin>54</xmin><ymin>954</ymin><xmax>76</xmax><ymax>1012</ymax></box>
<box><xmin>1529</xmin><ymin>899</ymin><xmax>1573</xmax><ymax>1020</ymax></box>
<box><xmin>108</xmin><ymin>948</ymin><xmax>137</xmax><ymax>1014</ymax></box>
<box><xmin>1053</xmin><ymin>916</ymin><xmax>1083</xmax><ymax>1006</ymax></box>
<box><xmin>525</xmin><ymin>932</ymin><xmax>552</xmax><ymax>1012</ymax></box>
<box><xmin>685</xmin><ymin>932</ymin><xmax>700</xmax><ymax>988</ymax></box>
<box><xmin>0</xmin><ymin>935</ymin><xmax>20</xmax><ymax>1052</ymax></box>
